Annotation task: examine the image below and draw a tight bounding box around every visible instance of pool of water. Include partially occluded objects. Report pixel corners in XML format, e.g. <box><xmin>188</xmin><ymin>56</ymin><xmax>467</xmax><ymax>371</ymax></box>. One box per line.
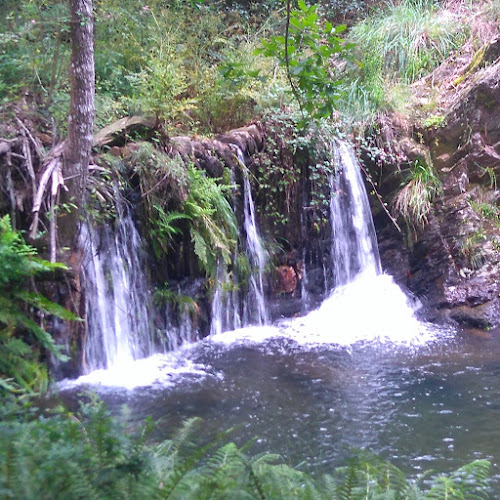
<box><xmin>54</xmin><ymin>274</ymin><xmax>500</xmax><ymax>492</ymax></box>
<box><xmin>56</xmin><ymin>325</ymin><xmax>500</xmax><ymax>487</ymax></box>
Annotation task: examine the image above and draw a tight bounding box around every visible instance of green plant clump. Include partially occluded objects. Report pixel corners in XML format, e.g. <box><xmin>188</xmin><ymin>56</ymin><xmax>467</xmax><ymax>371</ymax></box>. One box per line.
<box><xmin>393</xmin><ymin>159</ymin><xmax>442</xmax><ymax>238</ymax></box>
<box><xmin>0</xmin><ymin>396</ymin><xmax>493</xmax><ymax>500</ymax></box>
<box><xmin>0</xmin><ymin>215</ymin><xmax>76</xmax><ymax>394</ymax></box>
<box><xmin>184</xmin><ymin>166</ymin><xmax>238</xmax><ymax>278</ymax></box>
<box><xmin>339</xmin><ymin>0</ymin><xmax>465</xmax><ymax>120</ymax></box>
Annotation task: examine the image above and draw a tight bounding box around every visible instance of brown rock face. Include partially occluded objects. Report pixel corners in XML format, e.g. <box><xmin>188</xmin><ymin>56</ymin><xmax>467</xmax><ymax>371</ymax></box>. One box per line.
<box><xmin>274</xmin><ymin>265</ymin><xmax>298</xmax><ymax>295</ymax></box>
<box><xmin>430</xmin><ymin>57</ymin><xmax>500</xmax><ymax>191</ymax></box>
<box><xmin>370</xmin><ymin>44</ymin><xmax>500</xmax><ymax>331</ymax></box>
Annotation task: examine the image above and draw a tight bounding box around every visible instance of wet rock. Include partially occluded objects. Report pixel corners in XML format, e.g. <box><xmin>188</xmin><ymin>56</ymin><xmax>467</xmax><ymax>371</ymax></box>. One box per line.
<box><xmin>377</xmin><ymin>185</ymin><xmax>500</xmax><ymax>329</ymax></box>
<box><xmin>217</xmin><ymin>123</ymin><xmax>264</xmax><ymax>154</ymax></box>
<box><xmin>274</xmin><ymin>265</ymin><xmax>298</xmax><ymax>295</ymax></box>
<box><xmin>303</xmin><ymin>267</ymin><xmax>326</xmax><ymax>296</ymax></box>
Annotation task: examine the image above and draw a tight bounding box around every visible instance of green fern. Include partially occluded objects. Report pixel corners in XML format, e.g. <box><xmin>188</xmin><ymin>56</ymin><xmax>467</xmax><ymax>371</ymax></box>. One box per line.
<box><xmin>153</xmin><ymin>285</ymin><xmax>199</xmax><ymax>319</ymax></box>
<box><xmin>425</xmin><ymin>460</ymin><xmax>491</xmax><ymax>500</ymax></box>
<box><xmin>184</xmin><ymin>165</ymin><xmax>238</xmax><ymax>278</ymax></box>
<box><xmin>0</xmin><ymin>215</ymin><xmax>78</xmax><ymax>394</ymax></box>
<box><xmin>0</xmin><ymin>399</ymin><xmax>493</xmax><ymax>500</ymax></box>
<box><xmin>150</xmin><ymin>205</ymin><xmax>191</xmax><ymax>258</ymax></box>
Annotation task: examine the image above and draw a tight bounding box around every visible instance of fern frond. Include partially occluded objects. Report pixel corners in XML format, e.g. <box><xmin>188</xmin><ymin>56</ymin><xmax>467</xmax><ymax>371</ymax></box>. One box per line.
<box><xmin>191</xmin><ymin>228</ymin><xmax>208</xmax><ymax>268</ymax></box>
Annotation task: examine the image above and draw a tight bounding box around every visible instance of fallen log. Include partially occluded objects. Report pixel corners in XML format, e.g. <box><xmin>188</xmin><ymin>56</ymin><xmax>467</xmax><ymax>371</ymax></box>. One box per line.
<box><xmin>93</xmin><ymin>116</ymin><xmax>157</xmax><ymax>148</ymax></box>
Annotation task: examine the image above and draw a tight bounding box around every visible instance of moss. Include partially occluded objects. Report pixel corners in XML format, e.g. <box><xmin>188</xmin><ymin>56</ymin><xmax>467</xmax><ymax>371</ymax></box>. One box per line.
<box><xmin>453</xmin><ymin>45</ymin><xmax>488</xmax><ymax>86</ymax></box>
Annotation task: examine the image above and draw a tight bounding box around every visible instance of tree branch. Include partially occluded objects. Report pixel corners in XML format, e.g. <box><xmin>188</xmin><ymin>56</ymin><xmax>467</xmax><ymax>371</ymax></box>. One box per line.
<box><xmin>358</xmin><ymin>162</ymin><xmax>401</xmax><ymax>232</ymax></box>
<box><xmin>29</xmin><ymin>142</ymin><xmax>65</xmax><ymax>240</ymax></box>
<box><xmin>285</xmin><ymin>0</ymin><xmax>304</xmax><ymax>115</ymax></box>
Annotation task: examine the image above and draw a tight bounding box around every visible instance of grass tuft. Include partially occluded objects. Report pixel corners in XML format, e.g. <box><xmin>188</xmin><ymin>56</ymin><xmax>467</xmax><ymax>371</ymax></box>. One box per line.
<box><xmin>338</xmin><ymin>0</ymin><xmax>466</xmax><ymax>121</ymax></box>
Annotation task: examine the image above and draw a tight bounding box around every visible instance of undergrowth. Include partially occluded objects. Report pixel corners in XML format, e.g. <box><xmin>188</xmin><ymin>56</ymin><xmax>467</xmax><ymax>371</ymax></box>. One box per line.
<box><xmin>393</xmin><ymin>159</ymin><xmax>442</xmax><ymax>238</ymax></box>
<box><xmin>0</xmin><ymin>0</ymin><xmax>282</xmax><ymax>135</ymax></box>
<box><xmin>339</xmin><ymin>0</ymin><xmax>466</xmax><ymax>121</ymax></box>
<box><xmin>0</xmin><ymin>396</ymin><xmax>492</xmax><ymax>500</ymax></box>
<box><xmin>0</xmin><ymin>215</ymin><xmax>76</xmax><ymax>394</ymax></box>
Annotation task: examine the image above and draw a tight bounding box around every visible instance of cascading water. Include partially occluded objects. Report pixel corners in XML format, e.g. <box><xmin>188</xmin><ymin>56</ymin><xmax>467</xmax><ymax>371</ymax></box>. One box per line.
<box><xmin>210</xmin><ymin>260</ymin><xmax>242</xmax><ymax>336</ymax></box>
<box><xmin>69</xmin><ymin>137</ymin><xmax>434</xmax><ymax>386</ymax></box>
<box><xmin>213</xmin><ymin>140</ymin><xmax>429</xmax><ymax>347</ymax></box>
<box><xmin>210</xmin><ymin>147</ymin><xmax>268</xmax><ymax>334</ymax></box>
<box><xmin>59</xmin><ymin>139</ymin><xmax>488</xmax><ymax>496</ymax></box>
<box><xmin>81</xmin><ymin>206</ymin><xmax>154</xmax><ymax>372</ymax></box>
<box><xmin>241</xmin><ymin>167</ymin><xmax>269</xmax><ymax>326</ymax></box>
<box><xmin>284</xmin><ymin>140</ymin><xmax>426</xmax><ymax>346</ymax></box>
<box><xmin>330</xmin><ymin>141</ymin><xmax>381</xmax><ymax>285</ymax></box>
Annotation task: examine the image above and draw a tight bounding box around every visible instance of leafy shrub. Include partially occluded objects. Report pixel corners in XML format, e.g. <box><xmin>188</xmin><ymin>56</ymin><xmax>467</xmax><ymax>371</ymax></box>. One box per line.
<box><xmin>0</xmin><ymin>397</ymin><xmax>492</xmax><ymax>500</ymax></box>
<box><xmin>0</xmin><ymin>1</ymin><xmax>71</xmax><ymax>103</ymax></box>
<box><xmin>257</xmin><ymin>0</ymin><xmax>353</xmax><ymax>122</ymax></box>
<box><xmin>92</xmin><ymin>1</ymin><xmax>276</xmax><ymax>133</ymax></box>
<box><xmin>0</xmin><ymin>215</ymin><xmax>75</xmax><ymax>394</ymax></box>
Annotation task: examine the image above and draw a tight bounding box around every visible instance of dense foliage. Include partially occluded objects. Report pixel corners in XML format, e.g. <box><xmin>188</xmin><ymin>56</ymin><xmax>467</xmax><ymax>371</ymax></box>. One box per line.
<box><xmin>0</xmin><ymin>2</ymin><xmax>496</xmax><ymax>499</ymax></box>
<box><xmin>0</xmin><ymin>0</ymin><xmax>281</xmax><ymax>135</ymax></box>
<box><xmin>257</xmin><ymin>0</ymin><xmax>353</xmax><ymax>121</ymax></box>
<box><xmin>0</xmin><ymin>216</ymin><xmax>75</xmax><ymax>394</ymax></box>
<box><xmin>0</xmin><ymin>397</ymin><xmax>492</xmax><ymax>500</ymax></box>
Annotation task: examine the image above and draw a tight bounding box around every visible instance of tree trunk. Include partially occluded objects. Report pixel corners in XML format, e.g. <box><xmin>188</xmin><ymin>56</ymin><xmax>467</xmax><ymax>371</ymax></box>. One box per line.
<box><xmin>64</xmin><ymin>0</ymin><xmax>95</xmax><ymax>221</ymax></box>
<box><xmin>51</xmin><ymin>0</ymin><xmax>95</xmax><ymax>375</ymax></box>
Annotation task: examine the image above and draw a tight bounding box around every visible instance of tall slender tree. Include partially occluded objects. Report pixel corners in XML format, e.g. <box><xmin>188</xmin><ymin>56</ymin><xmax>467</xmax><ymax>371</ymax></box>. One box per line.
<box><xmin>64</xmin><ymin>0</ymin><xmax>95</xmax><ymax>214</ymax></box>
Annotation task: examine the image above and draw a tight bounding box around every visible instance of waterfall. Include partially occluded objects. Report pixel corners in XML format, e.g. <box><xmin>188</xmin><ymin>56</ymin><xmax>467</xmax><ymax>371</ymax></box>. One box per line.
<box><xmin>81</xmin><ymin>207</ymin><xmax>154</xmax><ymax>372</ymax></box>
<box><xmin>212</xmin><ymin>139</ymin><xmax>427</xmax><ymax>348</ymax></box>
<box><xmin>330</xmin><ymin>141</ymin><xmax>382</xmax><ymax>285</ymax></box>
<box><xmin>210</xmin><ymin>147</ymin><xmax>268</xmax><ymax>334</ymax></box>
<box><xmin>300</xmin><ymin>140</ymin><xmax>423</xmax><ymax>344</ymax></box>
<box><xmin>242</xmin><ymin>168</ymin><xmax>269</xmax><ymax>325</ymax></box>
<box><xmin>66</xmin><ymin>137</ymin><xmax>435</xmax><ymax>389</ymax></box>
<box><xmin>210</xmin><ymin>260</ymin><xmax>242</xmax><ymax>336</ymax></box>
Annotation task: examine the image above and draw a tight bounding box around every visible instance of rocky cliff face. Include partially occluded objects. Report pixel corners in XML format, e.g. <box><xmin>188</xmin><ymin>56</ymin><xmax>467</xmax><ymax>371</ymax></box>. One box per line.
<box><xmin>366</xmin><ymin>37</ymin><xmax>500</xmax><ymax>334</ymax></box>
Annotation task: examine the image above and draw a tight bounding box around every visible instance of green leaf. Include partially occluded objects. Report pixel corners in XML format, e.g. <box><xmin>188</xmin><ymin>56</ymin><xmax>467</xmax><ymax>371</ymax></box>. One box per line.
<box><xmin>191</xmin><ymin>228</ymin><xmax>208</xmax><ymax>267</ymax></box>
<box><xmin>17</xmin><ymin>292</ymin><xmax>80</xmax><ymax>321</ymax></box>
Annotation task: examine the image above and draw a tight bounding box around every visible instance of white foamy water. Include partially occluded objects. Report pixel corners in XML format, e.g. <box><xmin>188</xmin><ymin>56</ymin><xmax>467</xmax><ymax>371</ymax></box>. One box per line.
<box><xmin>59</xmin><ymin>351</ymin><xmax>212</xmax><ymax>390</ymax></box>
<box><xmin>211</xmin><ymin>272</ymin><xmax>449</xmax><ymax>348</ymax></box>
<box><xmin>285</xmin><ymin>272</ymin><xmax>442</xmax><ymax>346</ymax></box>
<box><xmin>60</xmin><ymin>272</ymin><xmax>451</xmax><ymax>390</ymax></box>
<box><xmin>63</xmin><ymin>139</ymin><xmax>454</xmax><ymax>391</ymax></box>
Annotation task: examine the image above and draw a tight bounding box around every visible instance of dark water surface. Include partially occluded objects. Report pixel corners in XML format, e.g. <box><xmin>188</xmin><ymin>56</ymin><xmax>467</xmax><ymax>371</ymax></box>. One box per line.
<box><xmin>55</xmin><ymin>327</ymin><xmax>500</xmax><ymax>490</ymax></box>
